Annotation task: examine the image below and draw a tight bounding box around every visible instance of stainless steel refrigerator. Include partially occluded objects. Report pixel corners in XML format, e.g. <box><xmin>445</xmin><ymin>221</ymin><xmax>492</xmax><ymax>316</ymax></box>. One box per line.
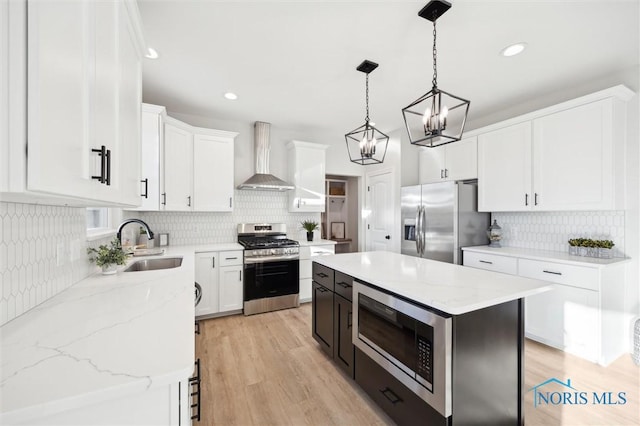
<box><xmin>401</xmin><ymin>181</ymin><xmax>490</xmax><ymax>264</ymax></box>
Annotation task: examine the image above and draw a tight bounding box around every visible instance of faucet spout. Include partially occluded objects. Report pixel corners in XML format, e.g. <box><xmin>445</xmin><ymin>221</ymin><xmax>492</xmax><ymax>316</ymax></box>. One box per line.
<box><xmin>117</xmin><ymin>219</ymin><xmax>154</xmax><ymax>246</ymax></box>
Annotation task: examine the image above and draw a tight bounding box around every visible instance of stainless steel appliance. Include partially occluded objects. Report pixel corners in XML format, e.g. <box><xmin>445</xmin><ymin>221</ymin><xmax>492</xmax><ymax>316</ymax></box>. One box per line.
<box><xmin>237</xmin><ymin>223</ymin><xmax>300</xmax><ymax>315</ymax></box>
<box><xmin>353</xmin><ymin>281</ymin><xmax>452</xmax><ymax>417</ymax></box>
<box><xmin>401</xmin><ymin>181</ymin><xmax>489</xmax><ymax>264</ymax></box>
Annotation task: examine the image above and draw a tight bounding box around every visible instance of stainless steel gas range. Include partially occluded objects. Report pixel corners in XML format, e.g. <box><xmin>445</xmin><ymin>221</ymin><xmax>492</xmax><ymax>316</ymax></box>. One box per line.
<box><xmin>237</xmin><ymin>223</ymin><xmax>300</xmax><ymax>315</ymax></box>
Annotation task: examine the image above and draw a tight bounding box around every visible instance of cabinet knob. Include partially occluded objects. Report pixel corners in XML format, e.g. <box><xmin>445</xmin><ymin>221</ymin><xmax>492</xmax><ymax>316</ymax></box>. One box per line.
<box><xmin>385</xmin><ymin>235</ymin><xmax>391</xmax><ymax>240</ymax></box>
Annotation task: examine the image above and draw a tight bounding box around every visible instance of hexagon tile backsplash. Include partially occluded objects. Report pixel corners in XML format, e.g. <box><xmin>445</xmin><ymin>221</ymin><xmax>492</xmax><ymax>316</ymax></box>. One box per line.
<box><xmin>0</xmin><ymin>202</ymin><xmax>104</xmax><ymax>326</ymax></box>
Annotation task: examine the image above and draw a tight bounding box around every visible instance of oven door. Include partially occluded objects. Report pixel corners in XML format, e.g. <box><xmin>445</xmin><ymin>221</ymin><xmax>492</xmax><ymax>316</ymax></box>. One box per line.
<box><xmin>353</xmin><ymin>281</ymin><xmax>452</xmax><ymax>418</ymax></box>
<box><xmin>244</xmin><ymin>259</ymin><xmax>299</xmax><ymax>301</ymax></box>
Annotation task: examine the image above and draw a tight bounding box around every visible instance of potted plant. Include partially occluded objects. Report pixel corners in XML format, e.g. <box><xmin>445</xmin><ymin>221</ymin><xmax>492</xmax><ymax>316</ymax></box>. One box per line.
<box><xmin>598</xmin><ymin>239</ymin><xmax>615</xmax><ymax>259</ymax></box>
<box><xmin>87</xmin><ymin>238</ymin><xmax>129</xmax><ymax>275</ymax></box>
<box><xmin>301</xmin><ymin>220</ymin><xmax>319</xmax><ymax>242</ymax></box>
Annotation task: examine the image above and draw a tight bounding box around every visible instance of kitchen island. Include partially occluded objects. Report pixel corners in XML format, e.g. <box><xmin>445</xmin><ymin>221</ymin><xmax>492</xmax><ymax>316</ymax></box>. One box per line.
<box><xmin>312</xmin><ymin>251</ymin><xmax>552</xmax><ymax>426</ymax></box>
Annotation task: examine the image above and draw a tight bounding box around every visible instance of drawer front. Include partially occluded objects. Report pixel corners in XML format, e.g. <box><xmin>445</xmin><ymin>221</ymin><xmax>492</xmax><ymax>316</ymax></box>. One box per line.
<box><xmin>355</xmin><ymin>349</ymin><xmax>448</xmax><ymax>426</ymax></box>
<box><xmin>463</xmin><ymin>251</ymin><xmax>517</xmax><ymax>275</ymax></box>
<box><xmin>334</xmin><ymin>271</ymin><xmax>354</xmax><ymax>301</ymax></box>
<box><xmin>300</xmin><ymin>259</ymin><xmax>312</xmax><ymax>279</ymax></box>
<box><xmin>312</xmin><ymin>262</ymin><xmax>334</xmax><ymax>291</ymax></box>
<box><xmin>518</xmin><ymin>259</ymin><xmax>598</xmax><ymax>291</ymax></box>
<box><xmin>219</xmin><ymin>250</ymin><xmax>244</xmax><ymax>267</ymax></box>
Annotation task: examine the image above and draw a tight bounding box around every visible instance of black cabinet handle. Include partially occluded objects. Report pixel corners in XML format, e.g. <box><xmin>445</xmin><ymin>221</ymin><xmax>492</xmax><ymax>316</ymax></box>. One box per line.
<box><xmin>229</xmin><ymin>197</ymin><xmax>233</xmax><ymax>208</ymax></box>
<box><xmin>316</xmin><ymin>286</ymin><xmax>328</xmax><ymax>293</ymax></box>
<box><xmin>535</xmin><ymin>193</ymin><xmax>539</xmax><ymax>206</ymax></box>
<box><xmin>385</xmin><ymin>235</ymin><xmax>390</xmax><ymax>240</ymax></box>
<box><xmin>347</xmin><ymin>311</ymin><xmax>352</xmax><ymax>329</ymax></box>
<box><xmin>91</xmin><ymin>146</ymin><xmax>107</xmax><ymax>183</ymax></box>
<box><xmin>380</xmin><ymin>387</ymin><xmax>402</xmax><ymax>404</ymax></box>
<box><xmin>336</xmin><ymin>281</ymin><xmax>351</xmax><ymax>288</ymax></box>
<box><xmin>543</xmin><ymin>270</ymin><xmax>562</xmax><ymax>276</ymax></box>
<box><xmin>479</xmin><ymin>260</ymin><xmax>493</xmax><ymax>264</ymax></box>
<box><xmin>316</xmin><ymin>272</ymin><xmax>328</xmax><ymax>278</ymax></box>
<box><xmin>444</xmin><ymin>168</ymin><xmax>449</xmax><ymax>178</ymax></box>
<box><xmin>525</xmin><ymin>193</ymin><xmax>529</xmax><ymax>206</ymax></box>
<box><xmin>226</xmin><ymin>257</ymin><xmax>238</xmax><ymax>260</ymax></box>
<box><xmin>105</xmin><ymin>149</ymin><xmax>111</xmax><ymax>186</ymax></box>
<box><xmin>212</xmin><ymin>257</ymin><xmax>215</xmax><ymax>268</ymax></box>
<box><xmin>161</xmin><ymin>192</ymin><xmax>167</xmax><ymax>205</ymax></box>
<box><xmin>141</xmin><ymin>179</ymin><xmax>148</xmax><ymax>198</ymax></box>
<box><xmin>187</xmin><ymin>195</ymin><xmax>191</xmax><ymax>207</ymax></box>
<box><xmin>440</xmin><ymin>169</ymin><xmax>444</xmax><ymax>179</ymax></box>
<box><xmin>239</xmin><ymin>270</ymin><xmax>242</xmax><ymax>281</ymax></box>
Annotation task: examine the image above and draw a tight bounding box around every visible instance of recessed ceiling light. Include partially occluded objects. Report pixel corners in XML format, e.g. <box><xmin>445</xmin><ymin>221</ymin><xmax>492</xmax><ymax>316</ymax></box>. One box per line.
<box><xmin>224</xmin><ymin>92</ymin><xmax>238</xmax><ymax>100</ymax></box>
<box><xmin>145</xmin><ymin>47</ymin><xmax>159</xmax><ymax>59</ymax></box>
<box><xmin>500</xmin><ymin>42</ymin><xmax>527</xmax><ymax>57</ymax></box>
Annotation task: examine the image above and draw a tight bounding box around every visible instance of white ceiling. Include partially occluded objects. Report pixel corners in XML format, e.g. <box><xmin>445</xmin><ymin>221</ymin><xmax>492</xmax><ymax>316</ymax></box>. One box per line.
<box><xmin>138</xmin><ymin>0</ymin><xmax>639</xmax><ymax>135</ymax></box>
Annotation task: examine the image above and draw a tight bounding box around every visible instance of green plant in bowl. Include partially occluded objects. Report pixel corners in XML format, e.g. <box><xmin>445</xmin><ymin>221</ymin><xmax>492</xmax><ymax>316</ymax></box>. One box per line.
<box><xmin>87</xmin><ymin>238</ymin><xmax>129</xmax><ymax>274</ymax></box>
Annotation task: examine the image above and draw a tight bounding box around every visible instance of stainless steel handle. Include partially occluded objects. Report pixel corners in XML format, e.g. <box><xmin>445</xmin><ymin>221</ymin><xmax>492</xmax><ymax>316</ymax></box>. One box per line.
<box><xmin>244</xmin><ymin>254</ymin><xmax>300</xmax><ymax>264</ymax></box>
<box><xmin>195</xmin><ymin>282</ymin><xmax>203</xmax><ymax>307</ymax></box>
<box><xmin>543</xmin><ymin>270</ymin><xmax>562</xmax><ymax>276</ymax></box>
<box><xmin>141</xmin><ymin>179</ymin><xmax>148</xmax><ymax>198</ymax></box>
<box><xmin>479</xmin><ymin>260</ymin><xmax>493</xmax><ymax>265</ymax></box>
<box><xmin>420</xmin><ymin>206</ymin><xmax>427</xmax><ymax>256</ymax></box>
<box><xmin>187</xmin><ymin>195</ymin><xmax>191</xmax><ymax>207</ymax></box>
<box><xmin>414</xmin><ymin>206</ymin><xmax>420</xmax><ymax>254</ymax></box>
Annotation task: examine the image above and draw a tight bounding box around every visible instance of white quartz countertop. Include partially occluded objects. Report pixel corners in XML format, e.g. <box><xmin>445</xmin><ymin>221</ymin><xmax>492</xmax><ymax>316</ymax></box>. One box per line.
<box><xmin>0</xmin><ymin>246</ymin><xmax>197</xmax><ymax>423</ymax></box>
<box><xmin>314</xmin><ymin>251</ymin><xmax>552</xmax><ymax>315</ymax></box>
<box><xmin>296</xmin><ymin>239</ymin><xmax>337</xmax><ymax>247</ymax></box>
<box><xmin>462</xmin><ymin>245</ymin><xmax>630</xmax><ymax>269</ymax></box>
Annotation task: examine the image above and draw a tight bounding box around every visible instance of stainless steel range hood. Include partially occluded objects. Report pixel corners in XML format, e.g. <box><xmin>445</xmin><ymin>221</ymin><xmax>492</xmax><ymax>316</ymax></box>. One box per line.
<box><xmin>237</xmin><ymin>122</ymin><xmax>295</xmax><ymax>191</ymax></box>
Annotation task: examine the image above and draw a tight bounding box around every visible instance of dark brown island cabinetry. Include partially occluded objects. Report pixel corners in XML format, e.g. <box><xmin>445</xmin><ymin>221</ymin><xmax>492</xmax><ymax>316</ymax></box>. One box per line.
<box><xmin>311</xmin><ymin>263</ymin><xmax>355</xmax><ymax>377</ymax></box>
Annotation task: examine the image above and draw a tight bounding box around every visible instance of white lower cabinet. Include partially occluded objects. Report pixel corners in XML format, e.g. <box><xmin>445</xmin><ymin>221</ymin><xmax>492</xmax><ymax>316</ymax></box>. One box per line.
<box><xmin>462</xmin><ymin>248</ymin><xmax>626</xmax><ymax>365</ymax></box>
<box><xmin>195</xmin><ymin>250</ymin><xmax>243</xmax><ymax>317</ymax></box>
<box><xmin>299</xmin><ymin>243</ymin><xmax>335</xmax><ymax>303</ymax></box>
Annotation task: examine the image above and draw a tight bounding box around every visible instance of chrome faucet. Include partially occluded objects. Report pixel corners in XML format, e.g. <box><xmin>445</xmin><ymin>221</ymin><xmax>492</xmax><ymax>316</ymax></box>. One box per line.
<box><xmin>117</xmin><ymin>219</ymin><xmax>154</xmax><ymax>245</ymax></box>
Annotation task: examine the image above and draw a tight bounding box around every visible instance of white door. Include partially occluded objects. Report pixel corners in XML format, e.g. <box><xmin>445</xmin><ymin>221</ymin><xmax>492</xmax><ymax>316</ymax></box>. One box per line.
<box><xmin>219</xmin><ymin>265</ymin><xmax>243</xmax><ymax>312</ymax></box>
<box><xmin>193</xmin><ymin>133</ymin><xmax>234</xmax><ymax>212</ymax></box>
<box><xmin>163</xmin><ymin>122</ymin><xmax>193</xmax><ymax>211</ymax></box>
<box><xmin>366</xmin><ymin>170</ymin><xmax>395</xmax><ymax>252</ymax></box>
<box><xmin>195</xmin><ymin>252</ymin><xmax>219</xmax><ymax>317</ymax></box>
<box><xmin>478</xmin><ymin>122</ymin><xmax>532</xmax><ymax>212</ymax></box>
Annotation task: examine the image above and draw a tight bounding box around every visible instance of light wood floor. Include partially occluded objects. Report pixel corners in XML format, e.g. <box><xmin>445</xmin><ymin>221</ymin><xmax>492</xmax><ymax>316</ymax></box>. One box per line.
<box><xmin>195</xmin><ymin>304</ymin><xmax>640</xmax><ymax>426</ymax></box>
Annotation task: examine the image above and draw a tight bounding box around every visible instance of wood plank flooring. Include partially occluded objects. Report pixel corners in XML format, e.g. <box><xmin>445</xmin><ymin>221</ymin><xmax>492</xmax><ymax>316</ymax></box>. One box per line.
<box><xmin>195</xmin><ymin>304</ymin><xmax>640</xmax><ymax>426</ymax></box>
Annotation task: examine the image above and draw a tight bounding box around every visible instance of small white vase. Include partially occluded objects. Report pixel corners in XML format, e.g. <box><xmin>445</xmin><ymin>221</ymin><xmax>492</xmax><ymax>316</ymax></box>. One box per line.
<box><xmin>101</xmin><ymin>264</ymin><xmax>118</xmax><ymax>275</ymax></box>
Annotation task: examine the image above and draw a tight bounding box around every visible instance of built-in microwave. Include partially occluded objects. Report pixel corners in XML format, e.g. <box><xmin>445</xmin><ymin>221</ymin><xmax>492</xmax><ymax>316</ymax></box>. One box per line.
<box><xmin>353</xmin><ymin>281</ymin><xmax>452</xmax><ymax>417</ymax></box>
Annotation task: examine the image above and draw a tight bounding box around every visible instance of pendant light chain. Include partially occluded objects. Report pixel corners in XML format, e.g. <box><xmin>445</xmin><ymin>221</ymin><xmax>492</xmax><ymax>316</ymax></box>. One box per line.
<box><xmin>365</xmin><ymin>73</ymin><xmax>370</xmax><ymax>124</ymax></box>
<box><xmin>432</xmin><ymin>18</ymin><xmax>438</xmax><ymax>89</ymax></box>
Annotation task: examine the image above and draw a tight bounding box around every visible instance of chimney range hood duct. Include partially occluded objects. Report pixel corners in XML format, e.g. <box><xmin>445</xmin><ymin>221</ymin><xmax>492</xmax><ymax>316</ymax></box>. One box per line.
<box><xmin>237</xmin><ymin>122</ymin><xmax>295</xmax><ymax>191</ymax></box>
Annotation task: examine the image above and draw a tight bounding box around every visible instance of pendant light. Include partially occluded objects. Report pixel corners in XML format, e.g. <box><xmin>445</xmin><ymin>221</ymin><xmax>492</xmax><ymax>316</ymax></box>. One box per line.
<box><xmin>345</xmin><ymin>60</ymin><xmax>389</xmax><ymax>165</ymax></box>
<box><xmin>402</xmin><ymin>0</ymin><xmax>470</xmax><ymax>148</ymax></box>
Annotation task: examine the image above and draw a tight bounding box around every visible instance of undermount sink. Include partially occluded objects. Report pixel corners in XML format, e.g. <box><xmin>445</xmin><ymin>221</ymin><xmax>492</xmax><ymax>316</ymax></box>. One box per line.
<box><xmin>124</xmin><ymin>257</ymin><xmax>183</xmax><ymax>272</ymax></box>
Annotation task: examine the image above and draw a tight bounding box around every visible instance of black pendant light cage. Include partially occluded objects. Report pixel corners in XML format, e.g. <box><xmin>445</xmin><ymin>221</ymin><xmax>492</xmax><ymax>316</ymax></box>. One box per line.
<box><xmin>345</xmin><ymin>60</ymin><xmax>389</xmax><ymax>165</ymax></box>
<box><xmin>402</xmin><ymin>0</ymin><xmax>470</xmax><ymax>148</ymax></box>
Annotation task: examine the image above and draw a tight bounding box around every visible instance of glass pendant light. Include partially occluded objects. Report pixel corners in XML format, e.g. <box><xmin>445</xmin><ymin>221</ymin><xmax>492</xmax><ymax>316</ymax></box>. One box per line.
<box><xmin>402</xmin><ymin>0</ymin><xmax>470</xmax><ymax>148</ymax></box>
<box><xmin>345</xmin><ymin>60</ymin><xmax>389</xmax><ymax>165</ymax></box>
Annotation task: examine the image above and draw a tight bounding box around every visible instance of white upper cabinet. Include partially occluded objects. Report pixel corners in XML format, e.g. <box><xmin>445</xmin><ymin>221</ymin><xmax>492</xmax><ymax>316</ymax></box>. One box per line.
<box><xmin>136</xmin><ymin>115</ymin><xmax>238</xmax><ymax>212</ymax></box>
<box><xmin>419</xmin><ymin>136</ymin><xmax>477</xmax><ymax>184</ymax></box>
<box><xmin>163</xmin><ymin>119</ymin><xmax>193</xmax><ymax>211</ymax></box>
<box><xmin>477</xmin><ymin>86</ymin><xmax>633</xmax><ymax>212</ymax></box>
<box><xmin>533</xmin><ymin>99</ymin><xmax>621</xmax><ymax>211</ymax></box>
<box><xmin>478</xmin><ymin>122</ymin><xmax>532</xmax><ymax>212</ymax></box>
<box><xmin>287</xmin><ymin>140</ymin><xmax>329</xmax><ymax>212</ymax></box>
<box><xmin>1</xmin><ymin>0</ymin><xmax>145</xmax><ymax>206</ymax></box>
<box><xmin>193</xmin><ymin>131</ymin><xmax>235</xmax><ymax>212</ymax></box>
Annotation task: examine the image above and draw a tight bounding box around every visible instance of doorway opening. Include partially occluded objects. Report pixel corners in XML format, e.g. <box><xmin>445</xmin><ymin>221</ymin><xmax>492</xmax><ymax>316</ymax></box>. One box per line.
<box><xmin>322</xmin><ymin>175</ymin><xmax>360</xmax><ymax>253</ymax></box>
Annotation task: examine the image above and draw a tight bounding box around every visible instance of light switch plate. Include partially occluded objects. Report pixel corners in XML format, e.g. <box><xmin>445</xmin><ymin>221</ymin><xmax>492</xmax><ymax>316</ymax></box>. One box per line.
<box><xmin>158</xmin><ymin>233</ymin><xmax>169</xmax><ymax>246</ymax></box>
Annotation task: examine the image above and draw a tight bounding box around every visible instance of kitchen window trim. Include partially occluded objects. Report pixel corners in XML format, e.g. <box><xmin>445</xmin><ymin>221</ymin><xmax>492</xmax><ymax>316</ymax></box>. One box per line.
<box><xmin>86</xmin><ymin>208</ymin><xmax>122</xmax><ymax>241</ymax></box>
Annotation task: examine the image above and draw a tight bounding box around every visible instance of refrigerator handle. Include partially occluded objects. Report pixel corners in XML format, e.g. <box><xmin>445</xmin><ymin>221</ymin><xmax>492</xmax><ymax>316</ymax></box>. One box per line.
<box><xmin>419</xmin><ymin>205</ymin><xmax>425</xmax><ymax>256</ymax></box>
<box><xmin>415</xmin><ymin>206</ymin><xmax>421</xmax><ymax>255</ymax></box>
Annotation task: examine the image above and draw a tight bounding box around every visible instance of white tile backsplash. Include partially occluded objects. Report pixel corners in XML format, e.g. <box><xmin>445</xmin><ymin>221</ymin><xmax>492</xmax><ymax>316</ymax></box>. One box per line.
<box><xmin>492</xmin><ymin>211</ymin><xmax>625</xmax><ymax>257</ymax></box>
<box><xmin>0</xmin><ymin>202</ymin><xmax>111</xmax><ymax>326</ymax></box>
<box><xmin>126</xmin><ymin>191</ymin><xmax>320</xmax><ymax>245</ymax></box>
